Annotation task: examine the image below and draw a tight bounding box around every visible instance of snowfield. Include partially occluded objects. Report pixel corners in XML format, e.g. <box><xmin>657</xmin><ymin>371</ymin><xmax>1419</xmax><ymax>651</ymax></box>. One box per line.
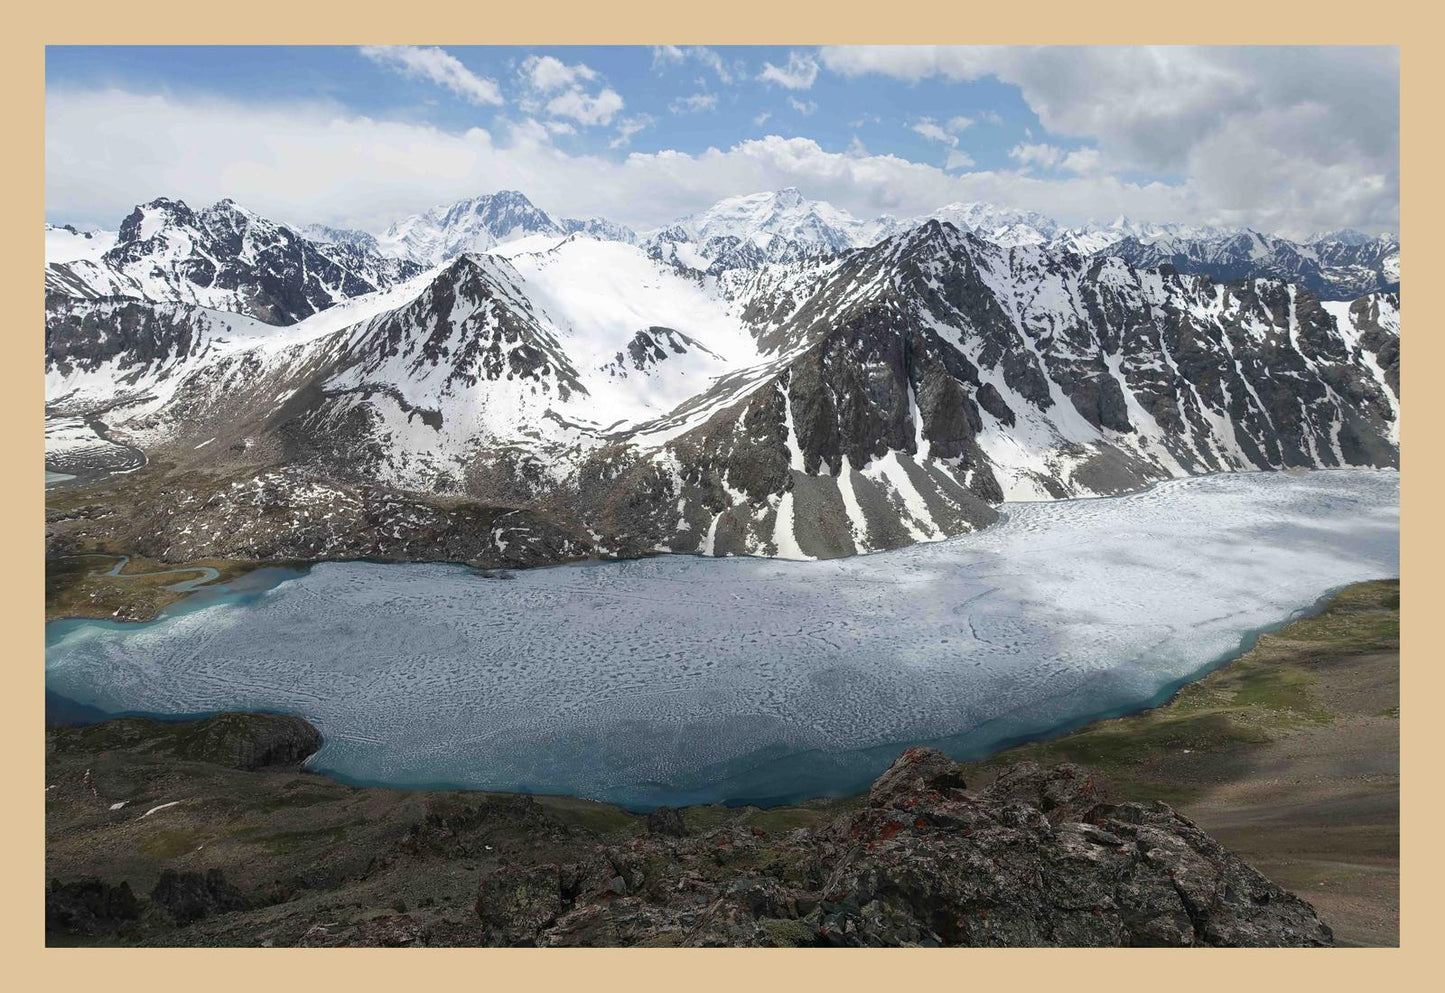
<box><xmin>46</xmin><ymin>469</ymin><xmax>1398</xmax><ymax>808</ymax></box>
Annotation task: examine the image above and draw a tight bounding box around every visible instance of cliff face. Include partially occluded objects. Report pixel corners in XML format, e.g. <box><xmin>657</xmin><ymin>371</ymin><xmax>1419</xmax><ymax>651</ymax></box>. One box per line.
<box><xmin>45</xmin><ymin>716</ymin><xmax>1331</xmax><ymax>947</ymax></box>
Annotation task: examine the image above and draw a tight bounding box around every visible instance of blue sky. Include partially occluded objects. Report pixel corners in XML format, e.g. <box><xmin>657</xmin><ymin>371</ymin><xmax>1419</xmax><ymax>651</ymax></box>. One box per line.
<box><xmin>44</xmin><ymin>46</ymin><xmax>1398</xmax><ymax>237</ymax></box>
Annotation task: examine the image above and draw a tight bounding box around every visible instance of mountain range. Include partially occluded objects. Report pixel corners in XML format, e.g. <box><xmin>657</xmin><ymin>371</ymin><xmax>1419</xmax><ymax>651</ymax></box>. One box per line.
<box><xmin>45</xmin><ymin>188</ymin><xmax>1401</xmax><ymax>566</ymax></box>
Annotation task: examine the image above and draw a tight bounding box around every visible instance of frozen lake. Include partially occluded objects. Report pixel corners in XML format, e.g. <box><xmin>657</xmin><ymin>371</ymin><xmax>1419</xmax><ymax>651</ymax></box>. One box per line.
<box><xmin>45</xmin><ymin>470</ymin><xmax>1399</xmax><ymax>809</ymax></box>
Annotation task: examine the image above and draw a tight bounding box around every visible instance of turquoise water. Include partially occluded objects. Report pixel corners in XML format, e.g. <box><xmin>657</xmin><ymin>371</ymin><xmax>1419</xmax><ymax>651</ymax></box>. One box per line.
<box><xmin>45</xmin><ymin>470</ymin><xmax>1399</xmax><ymax>809</ymax></box>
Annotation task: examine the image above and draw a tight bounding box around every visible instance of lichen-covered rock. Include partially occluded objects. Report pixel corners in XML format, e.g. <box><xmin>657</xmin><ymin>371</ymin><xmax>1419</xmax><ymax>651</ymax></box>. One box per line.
<box><xmin>150</xmin><ymin>868</ymin><xmax>249</xmax><ymax>926</ymax></box>
<box><xmin>867</xmin><ymin>745</ymin><xmax>969</xmax><ymax>808</ymax></box>
<box><xmin>490</xmin><ymin>748</ymin><xmax>1333</xmax><ymax>948</ymax></box>
<box><xmin>474</xmin><ymin>864</ymin><xmax>565</xmax><ymax>946</ymax></box>
<box><xmin>169</xmin><ymin>713</ymin><xmax>322</xmax><ymax>770</ymax></box>
<box><xmin>51</xmin><ymin>712</ymin><xmax>321</xmax><ymax>771</ymax></box>
<box><xmin>646</xmin><ymin>806</ymin><xmax>687</xmax><ymax>837</ymax></box>
<box><xmin>45</xmin><ymin>877</ymin><xmax>141</xmax><ymax>936</ymax></box>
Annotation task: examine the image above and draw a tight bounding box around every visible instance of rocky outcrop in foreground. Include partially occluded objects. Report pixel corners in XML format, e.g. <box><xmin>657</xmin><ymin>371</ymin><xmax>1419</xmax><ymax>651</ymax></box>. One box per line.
<box><xmin>45</xmin><ymin>712</ymin><xmax>1332</xmax><ymax>947</ymax></box>
<box><xmin>479</xmin><ymin>748</ymin><xmax>1332</xmax><ymax>947</ymax></box>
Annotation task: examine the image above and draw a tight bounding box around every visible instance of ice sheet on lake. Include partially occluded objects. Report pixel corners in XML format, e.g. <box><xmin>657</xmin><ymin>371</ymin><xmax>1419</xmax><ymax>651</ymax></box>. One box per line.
<box><xmin>45</xmin><ymin>470</ymin><xmax>1399</xmax><ymax>808</ymax></box>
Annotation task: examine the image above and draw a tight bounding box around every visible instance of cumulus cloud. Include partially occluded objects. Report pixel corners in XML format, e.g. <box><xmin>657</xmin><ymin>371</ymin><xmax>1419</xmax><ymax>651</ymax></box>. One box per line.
<box><xmin>543</xmin><ymin>88</ymin><xmax>624</xmax><ymax>126</ymax></box>
<box><xmin>820</xmin><ymin>45</ymin><xmax>1399</xmax><ymax>234</ymax></box>
<box><xmin>788</xmin><ymin>97</ymin><xmax>817</xmax><ymax>116</ymax></box>
<box><xmin>946</xmin><ymin>116</ymin><xmax>975</xmax><ymax>132</ymax></box>
<box><xmin>1008</xmin><ymin>142</ymin><xmax>1064</xmax><ymax>169</ymax></box>
<box><xmin>515</xmin><ymin>54</ymin><xmax>623</xmax><ymax>128</ymax></box>
<box><xmin>521</xmin><ymin>54</ymin><xmax>598</xmax><ymax>92</ymax></box>
<box><xmin>358</xmin><ymin>46</ymin><xmax>503</xmax><ymax>106</ymax></box>
<box><xmin>47</xmin><ymin>88</ymin><xmax>1215</xmax><ymax>234</ymax></box>
<box><xmin>759</xmin><ymin>51</ymin><xmax>819</xmax><ymax>90</ymax></box>
<box><xmin>1061</xmin><ymin>147</ymin><xmax>1102</xmax><ymax>174</ymax></box>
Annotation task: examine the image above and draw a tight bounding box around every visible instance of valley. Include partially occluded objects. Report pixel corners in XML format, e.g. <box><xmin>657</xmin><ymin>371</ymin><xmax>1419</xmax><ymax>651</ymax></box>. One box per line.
<box><xmin>46</xmin><ymin>470</ymin><xmax>1398</xmax><ymax>809</ymax></box>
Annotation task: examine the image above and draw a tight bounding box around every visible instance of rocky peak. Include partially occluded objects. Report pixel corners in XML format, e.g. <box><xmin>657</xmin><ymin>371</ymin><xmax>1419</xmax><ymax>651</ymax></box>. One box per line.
<box><xmin>115</xmin><ymin>197</ymin><xmax>198</xmax><ymax>246</ymax></box>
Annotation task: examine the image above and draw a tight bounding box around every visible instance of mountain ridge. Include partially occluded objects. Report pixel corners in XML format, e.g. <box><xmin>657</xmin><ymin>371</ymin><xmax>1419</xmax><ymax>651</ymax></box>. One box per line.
<box><xmin>45</xmin><ymin>192</ymin><xmax>1400</xmax><ymax>567</ymax></box>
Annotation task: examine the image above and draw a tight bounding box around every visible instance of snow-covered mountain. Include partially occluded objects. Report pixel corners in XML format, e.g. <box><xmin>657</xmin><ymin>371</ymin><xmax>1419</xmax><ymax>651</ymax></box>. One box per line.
<box><xmin>1100</xmin><ymin>228</ymin><xmax>1399</xmax><ymax>301</ymax></box>
<box><xmin>378</xmin><ymin>191</ymin><xmax>569</xmax><ymax>264</ymax></box>
<box><xmin>45</xmin><ymin>198</ymin><xmax>421</xmax><ymax>325</ymax></box>
<box><xmin>45</xmin><ymin>223</ymin><xmax>117</xmax><ymax>264</ymax></box>
<box><xmin>120</xmin><ymin>186</ymin><xmax>1392</xmax><ymax>302</ymax></box>
<box><xmin>560</xmin><ymin>216</ymin><xmax>638</xmax><ymax>244</ymax></box>
<box><xmin>302</xmin><ymin>223</ymin><xmax>384</xmax><ymax>254</ymax></box>
<box><xmin>46</xmin><ymin>197</ymin><xmax>1400</xmax><ymax>567</ymax></box>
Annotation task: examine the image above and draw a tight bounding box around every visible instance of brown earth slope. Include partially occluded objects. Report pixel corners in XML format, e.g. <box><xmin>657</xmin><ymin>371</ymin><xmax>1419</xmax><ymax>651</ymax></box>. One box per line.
<box><xmin>962</xmin><ymin>579</ymin><xmax>1399</xmax><ymax>946</ymax></box>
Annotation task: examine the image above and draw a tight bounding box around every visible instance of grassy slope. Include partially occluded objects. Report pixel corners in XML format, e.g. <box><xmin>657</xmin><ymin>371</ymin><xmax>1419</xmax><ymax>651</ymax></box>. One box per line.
<box><xmin>960</xmin><ymin>580</ymin><xmax>1398</xmax><ymax>802</ymax></box>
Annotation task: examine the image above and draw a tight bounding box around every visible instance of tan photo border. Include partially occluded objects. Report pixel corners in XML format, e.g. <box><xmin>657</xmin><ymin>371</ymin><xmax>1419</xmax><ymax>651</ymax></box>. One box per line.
<box><xmin>5</xmin><ymin>2</ymin><xmax>1436</xmax><ymax>984</ymax></box>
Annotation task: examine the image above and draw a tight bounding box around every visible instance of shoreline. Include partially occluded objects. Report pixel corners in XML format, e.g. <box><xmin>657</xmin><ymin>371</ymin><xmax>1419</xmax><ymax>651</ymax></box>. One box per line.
<box><xmin>43</xmin><ymin>464</ymin><xmax>1400</xmax><ymax>626</ymax></box>
<box><xmin>45</xmin><ymin>560</ymin><xmax>1398</xmax><ymax>813</ymax></box>
<box><xmin>44</xmin><ymin>579</ymin><xmax>1398</xmax><ymax>946</ymax></box>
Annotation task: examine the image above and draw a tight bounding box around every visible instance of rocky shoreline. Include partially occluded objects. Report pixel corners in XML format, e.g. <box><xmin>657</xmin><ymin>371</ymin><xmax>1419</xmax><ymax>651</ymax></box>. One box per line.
<box><xmin>47</xmin><ymin>712</ymin><xmax>1334</xmax><ymax>947</ymax></box>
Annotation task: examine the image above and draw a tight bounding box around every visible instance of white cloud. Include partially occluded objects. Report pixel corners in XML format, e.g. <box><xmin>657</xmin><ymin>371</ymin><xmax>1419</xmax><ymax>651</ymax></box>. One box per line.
<box><xmin>947</xmin><ymin>116</ymin><xmax>975</xmax><ymax>132</ymax></box>
<box><xmin>515</xmin><ymin>54</ymin><xmax>623</xmax><ymax>129</ymax></box>
<box><xmin>358</xmin><ymin>46</ymin><xmax>503</xmax><ymax>106</ymax></box>
<box><xmin>753</xmin><ymin>111</ymin><xmax>772</xmax><ymax>126</ymax></box>
<box><xmin>47</xmin><ymin>88</ymin><xmax>1230</xmax><ymax>235</ymax></box>
<box><xmin>911</xmin><ymin>118</ymin><xmax>958</xmax><ymax>147</ymax></box>
<box><xmin>1009</xmin><ymin>142</ymin><xmax>1064</xmax><ymax>170</ymax></box>
<box><xmin>652</xmin><ymin>45</ymin><xmax>734</xmax><ymax>84</ymax></box>
<box><xmin>977</xmin><ymin>110</ymin><xmax>1003</xmax><ymax>125</ymax></box>
<box><xmin>521</xmin><ymin>55</ymin><xmax>597</xmax><ymax>93</ymax></box>
<box><xmin>788</xmin><ymin>98</ymin><xmax>818</xmax><ymax>116</ymax></box>
<box><xmin>545</xmin><ymin>121</ymin><xmax>577</xmax><ymax>136</ymax></box>
<box><xmin>545</xmin><ymin>87</ymin><xmax>624</xmax><ymax>127</ymax></box>
<box><xmin>1061</xmin><ymin>147</ymin><xmax>1102</xmax><ymax>174</ymax></box>
<box><xmin>669</xmin><ymin>93</ymin><xmax>718</xmax><ymax>114</ymax></box>
<box><xmin>820</xmin><ymin>45</ymin><xmax>1399</xmax><ymax>234</ymax></box>
<box><xmin>759</xmin><ymin>51</ymin><xmax>819</xmax><ymax>90</ymax></box>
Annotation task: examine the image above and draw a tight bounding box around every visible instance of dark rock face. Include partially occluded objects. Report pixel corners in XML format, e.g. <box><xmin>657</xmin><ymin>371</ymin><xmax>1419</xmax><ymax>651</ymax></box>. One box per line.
<box><xmin>1102</xmin><ymin>230</ymin><xmax>1398</xmax><ymax>301</ymax></box>
<box><xmin>477</xmin><ymin>750</ymin><xmax>1332</xmax><ymax>948</ymax></box>
<box><xmin>50</xmin><ymin>713</ymin><xmax>321</xmax><ymax>771</ymax></box>
<box><xmin>600</xmin><ymin>327</ymin><xmax>718</xmax><ymax>378</ymax></box>
<box><xmin>48</xmin><ymin>197</ymin><xmax>421</xmax><ymax>326</ymax></box>
<box><xmin>646</xmin><ymin>806</ymin><xmax>687</xmax><ymax>837</ymax></box>
<box><xmin>1352</xmin><ymin>292</ymin><xmax>1401</xmax><ymax>396</ymax></box>
<box><xmin>45</xmin><ymin>298</ymin><xmax>228</xmax><ymax>388</ymax></box>
<box><xmin>42</xmin><ymin>715</ymin><xmax>1336</xmax><ymax>948</ymax></box>
<box><xmin>475</xmin><ymin>865</ymin><xmax>567</xmax><ymax>945</ymax></box>
<box><xmin>339</xmin><ymin>255</ymin><xmax>585</xmax><ymax>402</ymax></box>
<box><xmin>150</xmin><ymin>869</ymin><xmax>250</xmax><ymax>926</ymax></box>
<box><xmin>45</xmin><ymin>877</ymin><xmax>141</xmax><ymax>936</ymax></box>
<box><xmin>169</xmin><ymin>713</ymin><xmax>322</xmax><ymax>771</ymax></box>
